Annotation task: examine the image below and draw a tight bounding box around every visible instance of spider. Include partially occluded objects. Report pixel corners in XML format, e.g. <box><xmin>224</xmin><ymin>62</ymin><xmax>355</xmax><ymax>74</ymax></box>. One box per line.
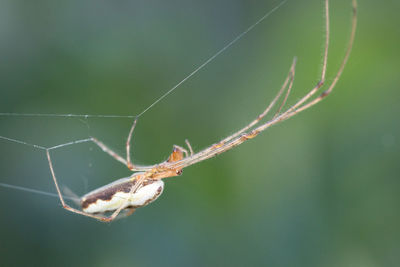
<box><xmin>44</xmin><ymin>0</ymin><xmax>357</xmax><ymax>222</ymax></box>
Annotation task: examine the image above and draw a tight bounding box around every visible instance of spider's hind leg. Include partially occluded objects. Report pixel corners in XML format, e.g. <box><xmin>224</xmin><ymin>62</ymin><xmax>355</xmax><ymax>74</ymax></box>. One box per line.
<box><xmin>119</xmin><ymin>207</ymin><xmax>136</xmax><ymax>219</ymax></box>
<box><xmin>62</xmin><ymin>186</ymin><xmax>81</xmax><ymax>206</ymax></box>
<box><xmin>46</xmin><ymin>149</ymin><xmax>121</xmax><ymax>222</ymax></box>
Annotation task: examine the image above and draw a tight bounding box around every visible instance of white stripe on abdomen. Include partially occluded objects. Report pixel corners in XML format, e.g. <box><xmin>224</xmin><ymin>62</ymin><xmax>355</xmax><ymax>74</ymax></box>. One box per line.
<box><xmin>83</xmin><ymin>180</ymin><xmax>164</xmax><ymax>214</ymax></box>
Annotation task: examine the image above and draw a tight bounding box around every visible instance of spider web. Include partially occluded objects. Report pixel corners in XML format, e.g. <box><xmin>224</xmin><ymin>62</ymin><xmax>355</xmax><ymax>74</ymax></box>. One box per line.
<box><xmin>0</xmin><ymin>1</ymin><xmax>286</xmax><ymax>198</ymax></box>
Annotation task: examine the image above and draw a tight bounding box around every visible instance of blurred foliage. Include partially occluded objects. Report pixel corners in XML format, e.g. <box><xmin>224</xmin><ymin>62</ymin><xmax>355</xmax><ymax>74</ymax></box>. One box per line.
<box><xmin>0</xmin><ymin>0</ymin><xmax>399</xmax><ymax>266</ymax></box>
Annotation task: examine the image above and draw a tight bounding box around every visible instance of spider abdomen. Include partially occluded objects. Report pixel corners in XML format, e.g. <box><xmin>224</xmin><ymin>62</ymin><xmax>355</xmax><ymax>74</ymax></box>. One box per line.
<box><xmin>80</xmin><ymin>177</ymin><xmax>164</xmax><ymax>214</ymax></box>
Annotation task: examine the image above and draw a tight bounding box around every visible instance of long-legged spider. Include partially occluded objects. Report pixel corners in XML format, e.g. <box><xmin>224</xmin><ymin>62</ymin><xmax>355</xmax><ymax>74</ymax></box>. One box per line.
<box><xmin>44</xmin><ymin>0</ymin><xmax>358</xmax><ymax>222</ymax></box>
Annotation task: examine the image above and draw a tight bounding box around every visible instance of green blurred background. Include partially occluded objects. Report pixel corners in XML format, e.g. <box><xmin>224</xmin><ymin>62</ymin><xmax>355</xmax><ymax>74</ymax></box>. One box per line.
<box><xmin>0</xmin><ymin>0</ymin><xmax>399</xmax><ymax>266</ymax></box>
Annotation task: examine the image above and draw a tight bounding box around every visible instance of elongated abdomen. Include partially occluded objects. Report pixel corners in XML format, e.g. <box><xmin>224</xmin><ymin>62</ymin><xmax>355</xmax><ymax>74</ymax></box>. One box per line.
<box><xmin>81</xmin><ymin>177</ymin><xmax>164</xmax><ymax>214</ymax></box>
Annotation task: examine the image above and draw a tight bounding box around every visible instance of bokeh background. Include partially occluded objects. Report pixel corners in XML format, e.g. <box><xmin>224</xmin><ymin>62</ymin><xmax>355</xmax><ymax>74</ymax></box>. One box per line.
<box><xmin>0</xmin><ymin>0</ymin><xmax>399</xmax><ymax>266</ymax></box>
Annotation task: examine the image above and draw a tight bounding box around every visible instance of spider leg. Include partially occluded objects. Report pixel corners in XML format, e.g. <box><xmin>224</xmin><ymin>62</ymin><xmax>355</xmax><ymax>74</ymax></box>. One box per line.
<box><xmin>126</xmin><ymin>118</ymin><xmax>138</xmax><ymax>170</ymax></box>
<box><xmin>285</xmin><ymin>1</ymin><xmax>357</xmax><ymax>116</ymax></box>
<box><xmin>270</xmin><ymin>0</ymin><xmax>334</xmax><ymax>118</ymax></box>
<box><xmin>206</xmin><ymin>57</ymin><xmax>297</xmax><ymax>153</ymax></box>
<box><xmin>92</xmin><ymin>135</ymin><xmax>153</xmax><ymax>171</ymax></box>
<box><xmin>179</xmin><ymin>58</ymin><xmax>296</xmax><ymax>164</ymax></box>
<box><xmin>90</xmin><ymin>118</ymin><xmax>138</xmax><ymax>170</ymax></box>
<box><xmin>62</xmin><ymin>186</ymin><xmax>81</xmax><ymax>206</ymax></box>
<box><xmin>260</xmin><ymin>0</ymin><xmax>357</xmax><ymax>123</ymax></box>
<box><xmin>164</xmin><ymin>59</ymin><xmax>296</xmax><ymax>170</ymax></box>
<box><xmin>47</xmin><ymin>149</ymin><xmax>144</xmax><ymax>222</ymax></box>
<box><xmin>91</xmin><ymin>137</ymin><xmax>128</xmax><ymax>167</ymax></box>
<box><xmin>91</xmin><ymin>118</ymin><xmax>137</xmax><ymax>170</ymax></box>
<box><xmin>100</xmin><ymin>174</ymin><xmax>148</xmax><ymax>222</ymax></box>
<box><xmin>185</xmin><ymin>139</ymin><xmax>194</xmax><ymax>156</ymax></box>
<box><xmin>169</xmin><ymin>0</ymin><xmax>357</xmax><ymax>170</ymax></box>
<box><xmin>46</xmin><ymin>149</ymin><xmax>115</xmax><ymax>222</ymax></box>
<box><xmin>215</xmin><ymin>0</ymin><xmax>357</xmax><ymax>152</ymax></box>
<box><xmin>116</xmin><ymin>207</ymin><xmax>136</xmax><ymax>220</ymax></box>
<box><xmin>125</xmin><ymin>118</ymin><xmax>159</xmax><ymax>171</ymax></box>
<box><xmin>273</xmin><ymin>62</ymin><xmax>296</xmax><ymax>119</ymax></box>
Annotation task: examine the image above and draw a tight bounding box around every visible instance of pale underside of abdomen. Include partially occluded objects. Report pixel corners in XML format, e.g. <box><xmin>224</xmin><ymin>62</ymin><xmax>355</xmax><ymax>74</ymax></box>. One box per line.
<box><xmin>81</xmin><ymin>177</ymin><xmax>164</xmax><ymax>214</ymax></box>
